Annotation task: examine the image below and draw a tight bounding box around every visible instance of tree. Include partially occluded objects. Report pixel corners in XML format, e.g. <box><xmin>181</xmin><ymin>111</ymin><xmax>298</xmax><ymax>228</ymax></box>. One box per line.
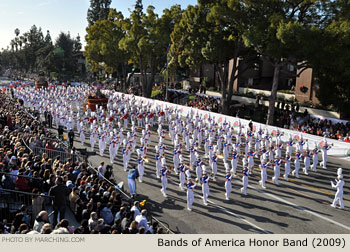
<box><xmin>87</xmin><ymin>0</ymin><xmax>112</xmax><ymax>27</ymax></box>
<box><xmin>119</xmin><ymin>0</ymin><xmax>148</xmax><ymax>94</ymax></box>
<box><xmin>36</xmin><ymin>30</ymin><xmax>55</xmax><ymax>75</ymax></box>
<box><xmin>199</xmin><ymin>0</ymin><xmax>258</xmax><ymax>115</ymax></box>
<box><xmin>171</xmin><ymin>2</ymin><xmax>256</xmax><ymax>114</ymax></box>
<box><xmin>52</xmin><ymin>32</ymin><xmax>82</xmax><ymax>80</ymax></box>
<box><xmin>85</xmin><ymin>8</ymin><xmax>129</xmax><ymax>86</ymax></box>
<box><xmin>242</xmin><ymin>0</ymin><xmax>331</xmax><ymax>125</ymax></box>
<box><xmin>308</xmin><ymin>1</ymin><xmax>350</xmax><ymax>117</ymax></box>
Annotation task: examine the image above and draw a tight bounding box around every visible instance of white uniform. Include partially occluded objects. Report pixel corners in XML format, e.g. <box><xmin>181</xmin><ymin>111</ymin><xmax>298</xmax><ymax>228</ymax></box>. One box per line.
<box><xmin>98</xmin><ymin>134</ymin><xmax>106</xmax><ymax>156</ymax></box>
<box><xmin>109</xmin><ymin>138</ymin><xmax>119</xmax><ymax>164</ymax></box>
<box><xmin>137</xmin><ymin>157</ymin><xmax>145</xmax><ymax>183</ymax></box>
<box><xmin>186</xmin><ymin>180</ymin><xmax>196</xmax><ymax>211</ymax></box>
<box><xmin>241</xmin><ymin>169</ymin><xmax>249</xmax><ymax>195</ymax></box>
<box><xmin>155</xmin><ymin>154</ymin><xmax>161</xmax><ymax>178</ymax></box>
<box><xmin>259</xmin><ymin>162</ymin><xmax>268</xmax><ymax>189</ymax></box>
<box><xmin>312</xmin><ymin>149</ymin><xmax>320</xmax><ymax>172</ymax></box>
<box><xmin>178</xmin><ymin>164</ymin><xmax>187</xmax><ymax>190</ymax></box>
<box><xmin>272</xmin><ymin>159</ymin><xmax>282</xmax><ymax>185</ymax></box>
<box><xmin>122</xmin><ymin>148</ymin><xmax>130</xmax><ymax>171</ymax></box>
<box><xmin>160</xmin><ymin>168</ymin><xmax>170</xmax><ymax>197</ymax></box>
<box><xmin>303</xmin><ymin>151</ymin><xmax>311</xmax><ymax>175</ymax></box>
<box><xmin>79</xmin><ymin>130</ymin><xmax>85</xmax><ymax>145</ymax></box>
<box><xmin>284</xmin><ymin>155</ymin><xmax>292</xmax><ymax>181</ymax></box>
<box><xmin>230</xmin><ymin>152</ymin><xmax>239</xmax><ymax>176</ymax></box>
<box><xmin>331</xmin><ymin>179</ymin><xmax>344</xmax><ymax>209</ymax></box>
<box><xmin>320</xmin><ymin>145</ymin><xmax>331</xmax><ymax>169</ymax></box>
<box><xmin>201</xmin><ymin>174</ymin><xmax>210</xmax><ymax>205</ymax></box>
<box><xmin>224</xmin><ymin>173</ymin><xmax>233</xmax><ymax>200</ymax></box>
<box><xmin>292</xmin><ymin>153</ymin><xmax>302</xmax><ymax>178</ymax></box>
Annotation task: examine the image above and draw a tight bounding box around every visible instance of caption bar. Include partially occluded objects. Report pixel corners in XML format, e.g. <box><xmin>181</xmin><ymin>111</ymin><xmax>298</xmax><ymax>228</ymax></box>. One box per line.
<box><xmin>158</xmin><ymin>237</ymin><xmax>346</xmax><ymax>248</ymax></box>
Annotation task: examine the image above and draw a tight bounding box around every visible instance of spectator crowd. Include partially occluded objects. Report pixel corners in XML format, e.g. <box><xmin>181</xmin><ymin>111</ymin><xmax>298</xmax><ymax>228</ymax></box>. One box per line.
<box><xmin>0</xmin><ymin>93</ymin><xmax>163</xmax><ymax>234</ymax></box>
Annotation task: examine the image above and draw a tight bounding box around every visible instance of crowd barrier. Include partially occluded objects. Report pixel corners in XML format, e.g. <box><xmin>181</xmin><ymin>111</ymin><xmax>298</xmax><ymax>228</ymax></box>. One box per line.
<box><xmin>109</xmin><ymin>91</ymin><xmax>350</xmax><ymax>159</ymax></box>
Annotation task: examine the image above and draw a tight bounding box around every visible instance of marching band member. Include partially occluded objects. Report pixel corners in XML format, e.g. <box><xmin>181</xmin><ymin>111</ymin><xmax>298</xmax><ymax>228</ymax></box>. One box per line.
<box><xmin>160</xmin><ymin>166</ymin><xmax>171</xmax><ymax>197</ymax></box>
<box><xmin>259</xmin><ymin>159</ymin><xmax>269</xmax><ymax>189</ymax></box>
<box><xmin>311</xmin><ymin>142</ymin><xmax>320</xmax><ymax>172</ymax></box>
<box><xmin>260</xmin><ymin>146</ymin><xmax>268</xmax><ymax>163</ymax></box>
<box><xmin>268</xmin><ymin>144</ymin><xmax>274</xmax><ymax>162</ymax></box>
<box><xmin>136</xmin><ymin>150</ymin><xmax>145</xmax><ymax>183</ymax></box>
<box><xmin>222</xmin><ymin>141</ymin><xmax>229</xmax><ymax>162</ymax></box>
<box><xmin>254</xmin><ymin>138</ymin><xmax>261</xmax><ymax>152</ymax></box>
<box><xmin>189</xmin><ymin>144</ymin><xmax>196</xmax><ymax>170</ymax></box>
<box><xmin>109</xmin><ymin>134</ymin><xmax>119</xmax><ymax>164</ymax></box>
<box><xmin>241</xmin><ymin>167</ymin><xmax>249</xmax><ymax>196</ymax></box>
<box><xmin>186</xmin><ymin>171</ymin><xmax>196</xmax><ymax>211</ymax></box>
<box><xmin>303</xmin><ymin>143</ymin><xmax>311</xmax><ymax>175</ymax></box>
<box><xmin>79</xmin><ymin>127</ymin><xmax>86</xmax><ymax>145</ymax></box>
<box><xmin>155</xmin><ymin>150</ymin><xmax>162</xmax><ymax>178</ymax></box>
<box><xmin>287</xmin><ymin>135</ymin><xmax>294</xmax><ymax>156</ymax></box>
<box><xmin>275</xmin><ymin>143</ymin><xmax>283</xmax><ymax>159</ymax></box>
<box><xmin>201</xmin><ymin>166</ymin><xmax>211</xmax><ymax>206</ymax></box>
<box><xmin>320</xmin><ymin>139</ymin><xmax>332</xmax><ymax>169</ymax></box>
<box><xmin>292</xmin><ymin>151</ymin><xmax>302</xmax><ymax>178</ymax></box>
<box><xmin>231</xmin><ymin>149</ymin><xmax>240</xmax><ymax>176</ymax></box>
<box><xmin>122</xmin><ymin>146</ymin><xmax>131</xmax><ymax>171</ymax></box>
<box><xmin>204</xmin><ymin>137</ymin><xmax>209</xmax><ymax>157</ymax></box>
<box><xmin>296</xmin><ymin>134</ymin><xmax>305</xmax><ymax>153</ymax></box>
<box><xmin>179</xmin><ymin>156</ymin><xmax>187</xmax><ymax>191</ymax></box>
<box><xmin>195</xmin><ymin>154</ymin><xmax>202</xmax><ymax>183</ymax></box>
<box><xmin>247</xmin><ymin>149</ymin><xmax>256</xmax><ymax>174</ymax></box>
<box><xmin>210</xmin><ymin>152</ymin><xmax>218</xmax><ymax>180</ymax></box>
<box><xmin>283</xmin><ymin>152</ymin><xmax>292</xmax><ymax>181</ymax></box>
<box><xmin>272</xmin><ymin>157</ymin><xmax>282</xmax><ymax>185</ymax></box>
<box><xmin>330</xmin><ymin>168</ymin><xmax>344</xmax><ymax>209</ymax></box>
<box><xmin>98</xmin><ymin>131</ymin><xmax>107</xmax><ymax>157</ymax></box>
<box><xmin>224</xmin><ymin>163</ymin><xmax>233</xmax><ymax>200</ymax></box>
<box><xmin>90</xmin><ymin>127</ymin><xmax>98</xmax><ymax>151</ymax></box>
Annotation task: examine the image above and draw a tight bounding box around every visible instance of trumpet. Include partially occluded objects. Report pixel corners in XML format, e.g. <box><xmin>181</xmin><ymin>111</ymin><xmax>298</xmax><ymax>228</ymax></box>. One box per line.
<box><xmin>217</xmin><ymin>154</ymin><xmax>224</xmax><ymax>159</ymax></box>
<box><xmin>142</xmin><ymin>156</ymin><xmax>149</xmax><ymax>163</ymax></box>
<box><xmin>140</xmin><ymin>200</ymin><xmax>146</xmax><ymax>207</ymax></box>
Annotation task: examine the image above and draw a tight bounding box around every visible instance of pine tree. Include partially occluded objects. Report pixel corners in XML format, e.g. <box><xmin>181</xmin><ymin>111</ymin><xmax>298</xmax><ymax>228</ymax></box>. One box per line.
<box><xmin>87</xmin><ymin>0</ymin><xmax>112</xmax><ymax>27</ymax></box>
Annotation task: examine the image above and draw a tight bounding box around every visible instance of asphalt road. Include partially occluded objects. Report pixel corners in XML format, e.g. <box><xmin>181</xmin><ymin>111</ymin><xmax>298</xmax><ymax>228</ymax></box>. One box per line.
<box><xmin>60</xmin><ymin>121</ymin><xmax>350</xmax><ymax>234</ymax></box>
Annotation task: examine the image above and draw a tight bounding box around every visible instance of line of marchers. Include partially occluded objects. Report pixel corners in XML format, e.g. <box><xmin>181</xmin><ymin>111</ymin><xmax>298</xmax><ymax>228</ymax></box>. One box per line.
<box><xmin>158</xmin><ymin>238</ymin><xmax>308</xmax><ymax>247</ymax></box>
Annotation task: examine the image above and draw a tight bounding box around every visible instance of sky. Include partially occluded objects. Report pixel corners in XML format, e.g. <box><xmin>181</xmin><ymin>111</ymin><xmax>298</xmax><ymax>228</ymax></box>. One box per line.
<box><xmin>0</xmin><ymin>0</ymin><xmax>197</xmax><ymax>51</ymax></box>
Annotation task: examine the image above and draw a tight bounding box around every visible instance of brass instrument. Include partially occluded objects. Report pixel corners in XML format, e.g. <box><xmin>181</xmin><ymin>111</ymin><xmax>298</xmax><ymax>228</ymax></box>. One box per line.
<box><xmin>140</xmin><ymin>200</ymin><xmax>146</xmax><ymax>207</ymax></box>
<box><xmin>142</xmin><ymin>156</ymin><xmax>149</xmax><ymax>163</ymax></box>
<box><xmin>217</xmin><ymin>154</ymin><xmax>224</xmax><ymax>159</ymax></box>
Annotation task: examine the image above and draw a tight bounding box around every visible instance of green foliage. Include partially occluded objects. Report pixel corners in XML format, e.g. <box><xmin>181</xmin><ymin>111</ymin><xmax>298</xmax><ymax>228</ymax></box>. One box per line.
<box><xmin>310</xmin><ymin>15</ymin><xmax>350</xmax><ymax>114</ymax></box>
<box><xmin>151</xmin><ymin>89</ymin><xmax>163</xmax><ymax>98</ymax></box>
<box><xmin>85</xmin><ymin>9</ymin><xmax>127</xmax><ymax>74</ymax></box>
<box><xmin>87</xmin><ymin>0</ymin><xmax>112</xmax><ymax>27</ymax></box>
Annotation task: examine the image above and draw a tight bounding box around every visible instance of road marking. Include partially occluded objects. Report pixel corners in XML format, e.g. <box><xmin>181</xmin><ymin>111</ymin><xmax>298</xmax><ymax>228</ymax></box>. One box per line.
<box><xmin>248</xmin><ymin>184</ymin><xmax>350</xmax><ymax>231</ymax></box>
<box><xmin>205</xmin><ymin>198</ymin><xmax>271</xmax><ymax>234</ymax></box>
<box><xmin>166</xmin><ymin>174</ymin><xmax>271</xmax><ymax>233</ymax></box>
<box><xmin>289</xmin><ymin>178</ymin><xmax>350</xmax><ymax>202</ymax></box>
<box><xmin>215</xmin><ymin>171</ymin><xmax>350</xmax><ymax>231</ymax></box>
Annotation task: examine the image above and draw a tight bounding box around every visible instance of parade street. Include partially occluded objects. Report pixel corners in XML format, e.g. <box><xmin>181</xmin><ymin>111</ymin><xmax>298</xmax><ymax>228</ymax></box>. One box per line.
<box><xmin>62</xmin><ymin>121</ymin><xmax>349</xmax><ymax>234</ymax></box>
